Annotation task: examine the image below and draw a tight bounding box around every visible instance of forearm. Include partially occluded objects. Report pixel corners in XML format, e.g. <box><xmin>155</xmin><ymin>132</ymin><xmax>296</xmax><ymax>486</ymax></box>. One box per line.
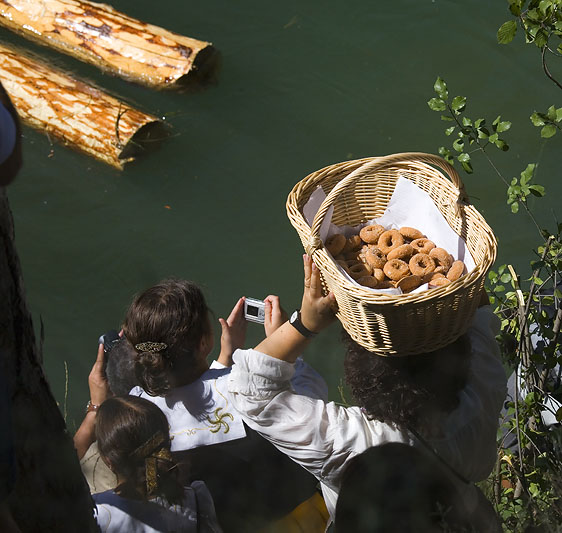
<box><xmin>254</xmin><ymin>321</ymin><xmax>311</xmax><ymax>363</ymax></box>
<box><xmin>73</xmin><ymin>412</ymin><xmax>97</xmax><ymax>460</ymax></box>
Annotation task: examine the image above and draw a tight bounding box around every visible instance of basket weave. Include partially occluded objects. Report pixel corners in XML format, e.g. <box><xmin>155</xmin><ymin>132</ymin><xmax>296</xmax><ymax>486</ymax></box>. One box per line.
<box><xmin>286</xmin><ymin>152</ymin><xmax>497</xmax><ymax>356</ymax></box>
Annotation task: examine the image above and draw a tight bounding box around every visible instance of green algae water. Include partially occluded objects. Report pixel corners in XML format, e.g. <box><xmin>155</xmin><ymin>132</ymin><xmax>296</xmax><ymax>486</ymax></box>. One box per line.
<box><xmin>4</xmin><ymin>0</ymin><xmax>561</xmax><ymax>429</ymax></box>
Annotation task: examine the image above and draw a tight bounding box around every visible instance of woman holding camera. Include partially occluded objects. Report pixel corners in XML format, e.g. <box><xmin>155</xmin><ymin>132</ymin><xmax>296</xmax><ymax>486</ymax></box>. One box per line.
<box><xmin>227</xmin><ymin>255</ymin><xmax>507</xmax><ymax>531</ymax></box>
<box><xmin>123</xmin><ymin>278</ymin><xmax>329</xmax><ymax>532</ymax></box>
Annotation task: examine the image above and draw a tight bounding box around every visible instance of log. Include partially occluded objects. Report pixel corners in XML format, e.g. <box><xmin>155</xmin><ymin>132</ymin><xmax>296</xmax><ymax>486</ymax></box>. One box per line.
<box><xmin>0</xmin><ymin>42</ymin><xmax>165</xmax><ymax>169</ymax></box>
<box><xmin>0</xmin><ymin>0</ymin><xmax>212</xmax><ymax>89</ymax></box>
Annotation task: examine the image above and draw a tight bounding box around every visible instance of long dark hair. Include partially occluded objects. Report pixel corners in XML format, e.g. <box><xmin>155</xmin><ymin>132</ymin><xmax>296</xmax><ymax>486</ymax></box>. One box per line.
<box><xmin>95</xmin><ymin>396</ymin><xmax>183</xmax><ymax>505</ymax></box>
<box><xmin>123</xmin><ymin>279</ymin><xmax>211</xmax><ymax>395</ymax></box>
<box><xmin>343</xmin><ymin>330</ymin><xmax>471</xmax><ymax>436</ymax></box>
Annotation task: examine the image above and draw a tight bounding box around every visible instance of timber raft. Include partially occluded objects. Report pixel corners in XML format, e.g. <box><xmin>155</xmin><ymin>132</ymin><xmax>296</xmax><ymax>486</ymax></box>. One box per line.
<box><xmin>0</xmin><ymin>0</ymin><xmax>212</xmax><ymax>89</ymax></box>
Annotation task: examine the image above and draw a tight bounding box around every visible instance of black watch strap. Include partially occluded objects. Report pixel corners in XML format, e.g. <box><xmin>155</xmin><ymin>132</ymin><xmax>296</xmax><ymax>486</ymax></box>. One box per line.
<box><xmin>289</xmin><ymin>310</ymin><xmax>317</xmax><ymax>338</ymax></box>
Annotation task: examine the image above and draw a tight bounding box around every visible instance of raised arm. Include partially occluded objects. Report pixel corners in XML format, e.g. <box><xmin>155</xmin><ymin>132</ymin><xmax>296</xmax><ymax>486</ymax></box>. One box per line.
<box><xmin>217</xmin><ymin>297</ymin><xmax>247</xmax><ymax>367</ymax></box>
<box><xmin>254</xmin><ymin>255</ymin><xmax>336</xmax><ymax>363</ymax></box>
<box><xmin>73</xmin><ymin>344</ymin><xmax>111</xmax><ymax>460</ymax></box>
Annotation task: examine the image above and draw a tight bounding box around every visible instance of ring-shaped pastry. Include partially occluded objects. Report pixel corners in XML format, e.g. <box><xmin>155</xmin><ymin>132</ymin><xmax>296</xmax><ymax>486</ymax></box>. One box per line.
<box><xmin>365</xmin><ymin>247</ymin><xmax>387</xmax><ymax>269</ymax></box>
<box><xmin>359</xmin><ymin>224</ymin><xmax>386</xmax><ymax>244</ymax></box>
<box><xmin>409</xmin><ymin>253</ymin><xmax>436</xmax><ymax>277</ymax></box>
<box><xmin>410</xmin><ymin>238</ymin><xmax>436</xmax><ymax>254</ymax></box>
<box><xmin>377</xmin><ymin>230</ymin><xmax>404</xmax><ymax>254</ymax></box>
<box><xmin>446</xmin><ymin>260</ymin><xmax>466</xmax><ymax>281</ymax></box>
<box><xmin>383</xmin><ymin>259</ymin><xmax>410</xmax><ymax>281</ymax></box>
<box><xmin>325</xmin><ymin>233</ymin><xmax>346</xmax><ymax>256</ymax></box>
<box><xmin>429</xmin><ymin>247</ymin><xmax>453</xmax><ymax>272</ymax></box>
<box><xmin>399</xmin><ymin>227</ymin><xmax>425</xmax><ymax>241</ymax></box>
<box><xmin>387</xmin><ymin>244</ymin><xmax>415</xmax><ymax>262</ymax></box>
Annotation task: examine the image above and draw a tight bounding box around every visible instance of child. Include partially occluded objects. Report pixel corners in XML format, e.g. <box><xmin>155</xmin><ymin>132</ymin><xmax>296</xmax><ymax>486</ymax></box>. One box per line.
<box><xmin>93</xmin><ymin>395</ymin><xmax>221</xmax><ymax>532</ymax></box>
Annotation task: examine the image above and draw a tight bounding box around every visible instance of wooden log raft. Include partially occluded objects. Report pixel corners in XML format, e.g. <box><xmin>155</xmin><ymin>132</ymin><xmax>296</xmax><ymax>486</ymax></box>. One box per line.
<box><xmin>0</xmin><ymin>43</ymin><xmax>164</xmax><ymax>169</ymax></box>
<box><xmin>0</xmin><ymin>0</ymin><xmax>212</xmax><ymax>89</ymax></box>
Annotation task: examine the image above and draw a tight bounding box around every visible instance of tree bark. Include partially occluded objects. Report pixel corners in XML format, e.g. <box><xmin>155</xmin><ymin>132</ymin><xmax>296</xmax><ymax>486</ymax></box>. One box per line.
<box><xmin>0</xmin><ymin>0</ymin><xmax>212</xmax><ymax>89</ymax></box>
<box><xmin>0</xmin><ymin>42</ymin><xmax>164</xmax><ymax>169</ymax></box>
<box><xmin>0</xmin><ymin>188</ymin><xmax>99</xmax><ymax>532</ymax></box>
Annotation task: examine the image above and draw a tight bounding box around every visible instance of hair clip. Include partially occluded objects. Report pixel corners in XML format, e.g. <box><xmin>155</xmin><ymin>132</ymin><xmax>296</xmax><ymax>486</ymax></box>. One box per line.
<box><xmin>135</xmin><ymin>341</ymin><xmax>167</xmax><ymax>353</ymax></box>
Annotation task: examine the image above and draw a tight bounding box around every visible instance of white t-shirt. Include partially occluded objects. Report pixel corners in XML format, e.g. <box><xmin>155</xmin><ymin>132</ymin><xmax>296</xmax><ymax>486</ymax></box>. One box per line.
<box><xmin>227</xmin><ymin>306</ymin><xmax>507</xmax><ymax>519</ymax></box>
<box><xmin>93</xmin><ymin>481</ymin><xmax>222</xmax><ymax>533</ymax></box>
<box><xmin>131</xmin><ymin>358</ymin><xmax>328</xmax><ymax>452</ymax></box>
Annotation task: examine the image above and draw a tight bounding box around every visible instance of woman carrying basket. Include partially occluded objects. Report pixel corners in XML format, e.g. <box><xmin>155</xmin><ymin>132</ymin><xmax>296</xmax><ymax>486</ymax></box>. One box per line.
<box><xmin>227</xmin><ymin>255</ymin><xmax>507</xmax><ymax>532</ymax></box>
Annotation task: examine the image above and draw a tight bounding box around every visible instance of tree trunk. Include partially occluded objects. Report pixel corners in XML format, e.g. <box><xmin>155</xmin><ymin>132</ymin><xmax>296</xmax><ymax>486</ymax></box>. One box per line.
<box><xmin>0</xmin><ymin>43</ymin><xmax>164</xmax><ymax>169</ymax></box>
<box><xmin>0</xmin><ymin>0</ymin><xmax>212</xmax><ymax>89</ymax></box>
<box><xmin>0</xmin><ymin>189</ymin><xmax>99</xmax><ymax>532</ymax></box>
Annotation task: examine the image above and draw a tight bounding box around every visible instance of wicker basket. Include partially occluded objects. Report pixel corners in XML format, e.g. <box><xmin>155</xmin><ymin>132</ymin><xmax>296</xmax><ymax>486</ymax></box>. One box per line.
<box><xmin>286</xmin><ymin>152</ymin><xmax>497</xmax><ymax>356</ymax></box>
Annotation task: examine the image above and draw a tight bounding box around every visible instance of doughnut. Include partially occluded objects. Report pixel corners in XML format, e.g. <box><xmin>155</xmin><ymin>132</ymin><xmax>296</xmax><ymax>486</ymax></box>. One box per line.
<box><xmin>421</xmin><ymin>272</ymin><xmax>445</xmax><ymax>285</ymax></box>
<box><xmin>325</xmin><ymin>233</ymin><xmax>346</xmax><ymax>256</ymax></box>
<box><xmin>429</xmin><ymin>247</ymin><xmax>453</xmax><ymax>272</ymax></box>
<box><xmin>387</xmin><ymin>244</ymin><xmax>415</xmax><ymax>262</ymax></box>
<box><xmin>397</xmin><ymin>274</ymin><xmax>422</xmax><ymax>293</ymax></box>
<box><xmin>365</xmin><ymin>247</ymin><xmax>387</xmax><ymax>269</ymax></box>
<box><xmin>377</xmin><ymin>230</ymin><xmax>404</xmax><ymax>254</ymax></box>
<box><xmin>399</xmin><ymin>227</ymin><xmax>425</xmax><ymax>241</ymax></box>
<box><xmin>429</xmin><ymin>276</ymin><xmax>452</xmax><ymax>288</ymax></box>
<box><xmin>447</xmin><ymin>260</ymin><xmax>466</xmax><ymax>281</ymax></box>
<box><xmin>377</xmin><ymin>280</ymin><xmax>394</xmax><ymax>289</ymax></box>
<box><xmin>342</xmin><ymin>235</ymin><xmax>363</xmax><ymax>253</ymax></box>
<box><xmin>410</xmin><ymin>238</ymin><xmax>436</xmax><ymax>254</ymax></box>
<box><xmin>373</xmin><ymin>268</ymin><xmax>385</xmax><ymax>282</ymax></box>
<box><xmin>359</xmin><ymin>224</ymin><xmax>386</xmax><ymax>244</ymax></box>
<box><xmin>344</xmin><ymin>250</ymin><xmax>362</xmax><ymax>262</ymax></box>
<box><xmin>409</xmin><ymin>253</ymin><xmax>436</xmax><ymax>277</ymax></box>
<box><xmin>348</xmin><ymin>262</ymin><xmax>371</xmax><ymax>279</ymax></box>
<box><xmin>383</xmin><ymin>259</ymin><xmax>410</xmax><ymax>281</ymax></box>
<box><xmin>357</xmin><ymin>276</ymin><xmax>378</xmax><ymax>288</ymax></box>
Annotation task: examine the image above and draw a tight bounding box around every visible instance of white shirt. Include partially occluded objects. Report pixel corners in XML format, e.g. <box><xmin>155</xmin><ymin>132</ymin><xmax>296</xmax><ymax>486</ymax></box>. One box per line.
<box><xmin>94</xmin><ymin>481</ymin><xmax>222</xmax><ymax>533</ymax></box>
<box><xmin>131</xmin><ymin>358</ymin><xmax>328</xmax><ymax>452</ymax></box>
<box><xmin>227</xmin><ymin>306</ymin><xmax>507</xmax><ymax>519</ymax></box>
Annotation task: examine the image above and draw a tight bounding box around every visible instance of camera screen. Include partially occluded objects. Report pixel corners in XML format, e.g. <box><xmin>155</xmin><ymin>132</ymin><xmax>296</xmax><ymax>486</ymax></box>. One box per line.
<box><xmin>247</xmin><ymin>305</ymin><xmax>259</xmax><ymax>317</ymax></box>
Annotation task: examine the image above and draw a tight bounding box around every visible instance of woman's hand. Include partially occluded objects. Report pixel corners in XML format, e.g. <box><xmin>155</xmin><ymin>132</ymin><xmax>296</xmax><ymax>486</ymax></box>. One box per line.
<box><xmin>264</xmin><ymin>295</ymin><xmax>288</xmax><ymax>337</ymax></box>
<box><xmin>300</xmin><ymin>255</ymin><xmax>337</xmax><ymax>333</ymax></box>
<box><xmin>88</xmin><ymin>343</ymin><xmax>111</xmax><ymax>406</ymax></box>
<box><xmin>218</xmin><ymin>297</ymin><xmax>247</xmax><ymax>366</ymax></box>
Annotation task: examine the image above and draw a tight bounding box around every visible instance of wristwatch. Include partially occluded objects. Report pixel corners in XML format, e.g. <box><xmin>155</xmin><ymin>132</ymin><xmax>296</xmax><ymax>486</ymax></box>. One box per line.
<box><xmin>289</xmin><ymin>310</ymin><xmax>317</xmax><ymax>338</ymax></box>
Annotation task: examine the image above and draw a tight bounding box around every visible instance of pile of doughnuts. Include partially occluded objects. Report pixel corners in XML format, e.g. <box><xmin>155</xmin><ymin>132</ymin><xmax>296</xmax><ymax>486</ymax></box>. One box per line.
<box><xmin>324</xmin><ymin>224</ymin><xmax>467</xmax><ymax>293</ymax></box>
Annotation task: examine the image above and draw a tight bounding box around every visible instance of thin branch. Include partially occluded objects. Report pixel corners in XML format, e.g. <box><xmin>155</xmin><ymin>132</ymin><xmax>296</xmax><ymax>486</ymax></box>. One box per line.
<box><xmin>542</xmin><ymin>45</ymin><xmax>562</xmax><ymax>91</ymax></box>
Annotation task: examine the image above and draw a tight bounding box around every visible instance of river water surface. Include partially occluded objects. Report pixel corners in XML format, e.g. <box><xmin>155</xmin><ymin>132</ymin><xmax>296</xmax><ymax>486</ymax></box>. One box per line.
<box><xmin>4</xmin><ymin>0</ymin><xmax>561</xmax><ymax>428</ymax></box>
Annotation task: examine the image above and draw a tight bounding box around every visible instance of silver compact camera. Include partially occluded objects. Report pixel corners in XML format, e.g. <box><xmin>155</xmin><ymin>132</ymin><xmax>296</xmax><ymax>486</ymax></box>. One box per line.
<box><xmin>244</xmin><ymin>297</ymin><xmax>265</xmax><ymax>323</ymax></box>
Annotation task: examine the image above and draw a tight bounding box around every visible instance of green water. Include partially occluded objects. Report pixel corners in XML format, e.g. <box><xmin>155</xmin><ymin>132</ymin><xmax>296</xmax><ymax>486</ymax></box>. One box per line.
<box><xmin>4</xmin><ymin>0</ymin><xmax>561</xmax><ymax>429</ymax></box>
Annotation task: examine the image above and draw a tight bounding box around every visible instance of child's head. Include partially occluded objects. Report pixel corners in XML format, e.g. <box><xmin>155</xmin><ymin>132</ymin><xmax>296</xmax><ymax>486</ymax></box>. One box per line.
<box><xmin>123</xmin><ymin>278</ymin><xmax>212</xmax><ymax>395</ymax></box>
<box><xmin>96</xmin><ymin>395</ymin><xmax>181</xmax><ymax>503</ymax></box>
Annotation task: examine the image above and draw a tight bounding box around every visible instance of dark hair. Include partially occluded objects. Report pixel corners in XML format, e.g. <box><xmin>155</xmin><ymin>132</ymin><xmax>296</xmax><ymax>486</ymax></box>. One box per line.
<box><xmin>105</xmin><ymin>338</ymin><xmax>139</xmax><ymax>397</ymax></box>
<box><xmin>334</xmin><ymin>443</ymin><xmax>469</xmax><ymax>532</ymax></box>
<box><xmin>343</xmin><ymin>330</ymin><xmax>471</xmax><ymax>436</ymax></box>
<box><xmin>95</xmin><ymin>396</ymin><xmax>183</xmax><ymax>505</ymax></box>
<box><xmin>123</xmin><ymin>279</ymin><xmax>211</xmax><ymax>396</ymax></box>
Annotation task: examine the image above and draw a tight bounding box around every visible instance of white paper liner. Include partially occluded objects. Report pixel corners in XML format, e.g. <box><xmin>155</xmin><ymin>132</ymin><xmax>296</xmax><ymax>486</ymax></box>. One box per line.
<box><xmin>303</xmin><ymin>176</ymin><xmax>475</xmax><ymax>295</ymax></box>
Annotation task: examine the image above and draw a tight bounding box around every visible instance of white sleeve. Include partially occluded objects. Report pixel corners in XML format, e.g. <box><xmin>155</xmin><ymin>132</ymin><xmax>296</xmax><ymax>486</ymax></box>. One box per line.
<box><xmin>434</xmin><ymin>305</ymin><xmax>507</xmax><ymax>481</ymax></box>
<box><xmin>290</xmin><ymin>357</ymin><xmax>329</xmax><ymax>401</ymax></box>
<box><xmin>227</xmin><ymin>348</ymin><xmax>407</xmax><ymax>488</ymax></box>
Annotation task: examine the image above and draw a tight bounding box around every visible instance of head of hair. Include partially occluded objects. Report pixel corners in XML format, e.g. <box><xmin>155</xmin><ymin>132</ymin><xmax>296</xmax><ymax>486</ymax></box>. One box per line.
<box><xmin>334</xmin><ymin>443</ymin><xmax>468</xmax><ymax>532</ymax></box>
<box><xmin>343</xmin><ymin>330</ymin><xmax>471</xmax><ymax>436</ymax></box>
<box><xmin>95</xmin><ymin>396</ymin><xmax>182</xmax><ymax>505</ymax></box>
<box><xmin>105</xmin><ymin>338</ymin><xmax>139</xmax><ymax>397</ymax></box>
<box><xmin>122</xmin><ymin>279</ymin><xmax>211</xmax><ymax>396</ymax></box>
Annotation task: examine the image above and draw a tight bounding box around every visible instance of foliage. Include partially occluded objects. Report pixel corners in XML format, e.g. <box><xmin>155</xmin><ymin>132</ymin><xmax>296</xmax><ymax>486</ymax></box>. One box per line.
<box><xmin>427</xmin><ymin>4</ymin><xmax>562</xmax><ymax>528</ymax></box>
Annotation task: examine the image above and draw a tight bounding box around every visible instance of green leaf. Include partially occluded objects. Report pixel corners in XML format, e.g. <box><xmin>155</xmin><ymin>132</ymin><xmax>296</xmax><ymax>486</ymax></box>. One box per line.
<box><xmin>457</xmin><ymin>152</ymin><xmax>473</xmax><ymax>173</ymax></box>
<box><xmin>556</xmin><ymin>108</ymin><xmax>562</xmax><ymax>122</ymax></box>
<box><xmin>453</xmin><ymin>139</ymin><xmax>465</xmax><ymax>152</ymax></box>
<box><xmin>511</xmin><ymin>202</ymin><xmax>520</xmax><ymax>213</ymax></box>
<box><xmin>451</xmin><ymin>96</ymin><xmax>467</xmax><ymax>113</ymax></box>
<box><xmin>529</xmin><ymin>184</ymin><xmax>545</xmax><ymax>196</ymax></box>
<box><xmin>530</xmin><ymin>112</ymin><xmax>546</xmax><ymax>126</ymax></box>
<box><xmin>434</xmin><ymin>77</ymin><xmax>448</xmax><ymax>99</ymax></box>
<box><xmin>520</xmin><ymin>163</ymin><xmax>535</xmax><ymax>183</ymax></box>
<box><xmin>498</xmin><ymin>20</ymin><xmax>518</xmax><ymax>44</ymax></box>
<box><xmin>541</xmin><ymin>124</ymin><xmax>557</xmax><ymax>137</ymax></box>
<box><xmin>556</xmin><ymin>406</ymin><xmax>562</xmax><ymax>423</ymax></box>
<box><xmin>441</xmin><ymin>115</ymin><xmax>454</xmax><ymax>121</ymax></box>
<box><xmin>461</xmin><ymin>117</ymin><xmax>472</xmax><ymax>127</ymax></box>
<box><xmin>428</xmin><ymin>98</ymin><xmax>447</xmax><ymax>111</ymax></box>
<box><xmin>534</xmin><ymin>28</ymin><xmax>548</xmax><ymax>47</ymax></box>
<box><xmin>496</xmin><ymin>121</ymin><xmax>512</xmax><ymax>132</ymax></box>
<box><xmin>445</xmin><ymin>126</ymin><xmax>456</xmax><ymax>136</ymax></box>
<box><xmin>495</xmin><ymin>139</ymin><xmax>509</xmax><ymax>151</ymax></box>
<box><xmin>509</xmin><ymin>0</ymin><xmax>522</xmax><ymax>16</ymax></box>
<box><xmin>539</xmin><ymin>0</ymin><xmax>553</xmax><ymax>14</ymax></box>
